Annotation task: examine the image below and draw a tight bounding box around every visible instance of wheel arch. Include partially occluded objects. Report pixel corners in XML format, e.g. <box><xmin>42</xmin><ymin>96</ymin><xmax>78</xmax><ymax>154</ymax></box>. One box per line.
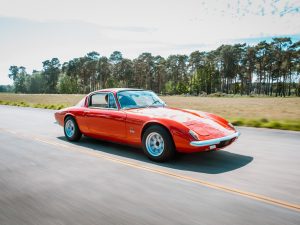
<box><xmin>141</xmin><ymin>121</ymin><xmax>178</xmax><ymax>161</ymax></box>
<box><xmin>141</xmin><ymin>121</ymin><xmax>174</xmax><ymax>144</ymax></box>
<box><xmin>64</xmin><ymin>113</ymin><xmax>85</xmax><ymax>135</ymax></box>
<box><xmin>63</xmin><ymin>113</ymin><xmax>82</xmax><ymax>141</ymax></box>
<box><xmin>64</xmin><ymin>113</ymin><xmax>76</xmax><ymax>122</ymax></box>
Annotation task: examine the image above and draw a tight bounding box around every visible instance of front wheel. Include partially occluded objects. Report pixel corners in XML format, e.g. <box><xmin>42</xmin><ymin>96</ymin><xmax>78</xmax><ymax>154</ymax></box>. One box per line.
<box><xmin>142</xmin><ymin>125</ymin><xmax>175</xmax><ymax>162</ymax></box>
<box><xmin>64</xmin><ymin>117</ymin><xmax>82</xmax><ymax>142</ymax></box>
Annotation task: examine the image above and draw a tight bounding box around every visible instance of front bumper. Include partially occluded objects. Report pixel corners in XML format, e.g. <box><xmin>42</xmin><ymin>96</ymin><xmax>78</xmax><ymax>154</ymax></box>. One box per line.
<box><xmin>190</xmin><ymin>131</ymin><xmax>240</xmax><ymax>147</ymax></box>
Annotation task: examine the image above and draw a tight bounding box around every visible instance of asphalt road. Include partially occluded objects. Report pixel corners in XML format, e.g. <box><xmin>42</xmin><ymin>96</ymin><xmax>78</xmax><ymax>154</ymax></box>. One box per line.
<box><xmin>0</xmin><ymin>105</ymin><xmax>299</xmax><ymax>225</ymax></box>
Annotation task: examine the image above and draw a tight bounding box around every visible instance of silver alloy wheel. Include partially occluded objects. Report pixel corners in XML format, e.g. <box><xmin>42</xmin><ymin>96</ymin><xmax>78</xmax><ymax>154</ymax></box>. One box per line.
<box><xmin>145</xmin><ymin>132</ymin><xmax>165</xmax><ymax>157</ymax></box>
<box><xmin>65</xmin><ymin>119</ymin><xmax>75</xmax><ymax>138</ymax></box>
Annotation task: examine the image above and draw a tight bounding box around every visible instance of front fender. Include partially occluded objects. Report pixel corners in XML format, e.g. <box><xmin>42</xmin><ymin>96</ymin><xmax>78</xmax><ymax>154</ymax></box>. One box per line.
<box><xmin>141</xmin><ymin>119</ymin><xmax>192</xmax><ymax>151</ymax></box>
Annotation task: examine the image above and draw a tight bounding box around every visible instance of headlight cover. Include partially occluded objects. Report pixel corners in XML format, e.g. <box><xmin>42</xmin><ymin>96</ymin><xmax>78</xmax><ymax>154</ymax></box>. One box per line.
<box><xmin>228</xmin><ymin>123</ymin><xmax>235</xmax><ymax>129</ymax></box>
<box><xmin>189</xmin><ymin>130</ymin><xmax>200</xmax><ymax>140</ymax></box>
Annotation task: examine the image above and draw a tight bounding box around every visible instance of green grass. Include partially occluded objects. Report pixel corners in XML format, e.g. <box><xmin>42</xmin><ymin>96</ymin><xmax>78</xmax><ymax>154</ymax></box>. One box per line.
<box><xmin>0</xmin><ymin>100</ymin><xmax>67</xmax><ymax>110</ymax></box>
<box><xmin>230</xmin><ymin>118</ymin><xmax>300</xmax><ymax>131</ymax></box>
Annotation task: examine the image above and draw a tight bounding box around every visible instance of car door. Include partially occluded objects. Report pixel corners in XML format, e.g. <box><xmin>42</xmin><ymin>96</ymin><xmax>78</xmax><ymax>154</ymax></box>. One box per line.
<box><xmin>84</xmin><ymin>92</ymin><xmax>126</xmax><ymax>139</ymax></box>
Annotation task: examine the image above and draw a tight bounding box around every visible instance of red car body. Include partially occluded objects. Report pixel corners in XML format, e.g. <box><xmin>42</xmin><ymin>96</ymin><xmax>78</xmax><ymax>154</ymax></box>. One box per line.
<box><xmin>55</xmin><ymin>88</ymin><xmax>239</xmax><ymax>153</ymax></box>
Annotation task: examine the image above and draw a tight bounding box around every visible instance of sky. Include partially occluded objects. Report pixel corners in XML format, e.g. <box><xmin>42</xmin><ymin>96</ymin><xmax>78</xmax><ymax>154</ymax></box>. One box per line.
<box><xmin>0</xmin><ymin>0</ymin><xmax>299</xmax><ymax>85</ymax></box>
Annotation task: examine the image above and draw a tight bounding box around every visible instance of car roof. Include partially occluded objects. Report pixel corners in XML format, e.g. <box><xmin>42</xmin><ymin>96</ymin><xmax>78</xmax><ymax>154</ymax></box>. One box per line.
<box><xmin>91</xmin><ymin>88</ymin><xmax>144</xmax><ymax>94</ymax></box>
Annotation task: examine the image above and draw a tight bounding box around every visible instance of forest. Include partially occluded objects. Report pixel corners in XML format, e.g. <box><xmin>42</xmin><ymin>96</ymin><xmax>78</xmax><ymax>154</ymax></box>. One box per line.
<box><xmin>6</xmin><ymin>37</ymin><xmax>300</xmax><ymax>96</ymax></box>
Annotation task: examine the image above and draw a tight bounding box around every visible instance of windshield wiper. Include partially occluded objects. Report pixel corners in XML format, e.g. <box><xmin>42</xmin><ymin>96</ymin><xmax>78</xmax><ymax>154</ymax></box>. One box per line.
<box><xmin>146</xmin><ymin>100</ymin><xmax>162</xmax><ymax>108</ymax></box>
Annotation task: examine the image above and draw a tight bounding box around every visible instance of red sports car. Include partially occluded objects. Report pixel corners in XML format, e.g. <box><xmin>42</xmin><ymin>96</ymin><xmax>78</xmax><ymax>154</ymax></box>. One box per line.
<box><xmin>55</xmin><ymin>88</ymin><xmax>240</xmax><ymax>162</ymax></box>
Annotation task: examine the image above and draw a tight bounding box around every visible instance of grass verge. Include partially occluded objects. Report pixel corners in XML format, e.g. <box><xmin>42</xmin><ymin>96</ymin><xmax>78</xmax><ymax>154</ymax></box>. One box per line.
<box><xmin>0</xmin><ymin>99</ymin><xmax>299</xmax><ymax>131</ymax></box>
<box><xmin>0</xmin><ymin>100</ymin><xmax>67</xmax><ymax>110</ymax></box>
<box><xmin>230</xmin><ymin>118</ymin><xmax>300</xmax><ymax>131</ymax></box>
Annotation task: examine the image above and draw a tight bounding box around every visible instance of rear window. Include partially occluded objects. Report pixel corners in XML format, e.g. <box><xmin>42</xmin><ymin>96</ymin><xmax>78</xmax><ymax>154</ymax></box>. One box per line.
<box><xmin>90</xmin><ymin>94</ymin><xmax>106</xmax><ymax>107</ymax></box>
<box><xmin>89</xmin><ymin>92</ymin><xmax>117</xmax><ymax>109</ymax></box>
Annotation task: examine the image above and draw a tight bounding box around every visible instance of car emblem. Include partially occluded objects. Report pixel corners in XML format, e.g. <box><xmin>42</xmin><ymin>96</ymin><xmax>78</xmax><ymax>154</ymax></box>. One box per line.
<box><xmin>129</xmin><ymin>128</ymin><xmax>135</xmax><ymax>134</ymax></box>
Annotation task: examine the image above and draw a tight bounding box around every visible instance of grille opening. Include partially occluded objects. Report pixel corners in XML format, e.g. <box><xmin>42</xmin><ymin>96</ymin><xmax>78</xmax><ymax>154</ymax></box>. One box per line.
<box><xmin>217</xmin><ymin>138</ymin><xmax>235</xmax><ymax>148</ymax></box>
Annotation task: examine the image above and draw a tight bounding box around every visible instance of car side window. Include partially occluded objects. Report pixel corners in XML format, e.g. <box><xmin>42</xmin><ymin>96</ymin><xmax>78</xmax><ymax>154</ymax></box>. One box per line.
<box><xmin>108</xmin><ymin>93</ymin><xmax>117</xmax><ymax>109</ymax></box>
<box><xmin>89</xmin><ymin>93</ymin><xmax>117</xmax><ymax>109</ymax></box>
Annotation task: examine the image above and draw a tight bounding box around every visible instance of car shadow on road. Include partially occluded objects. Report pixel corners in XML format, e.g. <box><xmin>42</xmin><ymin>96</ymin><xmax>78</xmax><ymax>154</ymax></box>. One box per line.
<box><xmin>57</xmin><ymin>136</ymin><xmax>253</xmax><ymax>174</ymax></box>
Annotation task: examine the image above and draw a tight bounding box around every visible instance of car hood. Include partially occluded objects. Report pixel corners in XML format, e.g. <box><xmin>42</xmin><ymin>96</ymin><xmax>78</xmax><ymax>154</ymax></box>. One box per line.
<box><xmin>127</xmin><ymin>107</ymin><xmax>235</xmax><ymax>137</ymax></box>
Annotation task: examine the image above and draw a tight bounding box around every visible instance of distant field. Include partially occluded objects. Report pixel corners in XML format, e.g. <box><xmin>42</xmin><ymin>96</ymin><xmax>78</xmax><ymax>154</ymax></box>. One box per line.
<box><xmin>0</xmin><ymin>93</ymin><xmax>299</xmax><ymax>120</ymax></box>
<box><xmin>1</xmin><ymin>93</ymin><xmax>300</xmax><ymax>130</ymax></box>
<box><xmin>162</xmin><ymin>96</ymin><xmax>300</xmax><ymax>121</ymax></box>
<box><xmin>0</xmin><ymin>93</ymin><xmax>85</xmax><ymax>106</ymax></box>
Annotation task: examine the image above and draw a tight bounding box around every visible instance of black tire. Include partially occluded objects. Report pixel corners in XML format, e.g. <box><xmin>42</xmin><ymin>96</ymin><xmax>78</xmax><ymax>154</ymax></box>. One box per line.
<box><xmin>142</xmin><ymin>125</ymin><xmax>176</xmax><ymax>162</ymax></box>
<box><xmin>64</xmin><ymin>116</ymin><xmax>82</xmax><ymax>142</ymax></box>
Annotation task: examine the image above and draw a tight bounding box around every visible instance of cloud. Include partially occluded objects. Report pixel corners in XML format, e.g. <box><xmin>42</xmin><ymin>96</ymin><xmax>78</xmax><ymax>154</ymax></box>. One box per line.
<box><xmin>0</xmin><ymin>0</ymin><xmax>299</xmax><ymax>84</ymax></box>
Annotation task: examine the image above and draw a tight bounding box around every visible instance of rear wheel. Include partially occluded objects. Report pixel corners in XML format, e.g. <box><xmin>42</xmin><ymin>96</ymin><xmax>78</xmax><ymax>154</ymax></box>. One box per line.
<box><xmin>64</xmin><ymin>117</ymin><xmax>82</xmax><ymax>141</ymax></box>
<box><xmin>142</xmin><ymin>125</ymin><xmax>175</xmax><ymax>162</ymax></box>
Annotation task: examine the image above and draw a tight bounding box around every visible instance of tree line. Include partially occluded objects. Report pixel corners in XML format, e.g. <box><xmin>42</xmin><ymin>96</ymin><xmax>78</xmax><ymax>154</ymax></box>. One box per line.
<box><xmin>7</xmin><ymin>37</ymin><xmax>300</xmax><ymax>96</ymax></box>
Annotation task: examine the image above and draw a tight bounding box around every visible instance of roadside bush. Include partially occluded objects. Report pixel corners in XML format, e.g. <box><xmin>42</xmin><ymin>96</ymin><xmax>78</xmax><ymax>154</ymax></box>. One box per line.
<box><xmin>56</xmin><ymin>104</ymin><xmax>66</xmax><ymax>110</ymax></box>
<box><xmin>198</xmin><ymin>91</ymin><xmax>207</xmax><ymax>97</ymax></box>
<box><xmin>230</xmin><ymin>119</ymin><xmax>245</xmax><ymax>126</ymax></box>
<box><xmin>266</xmin><ymin>121</ymin><xmax>282</xmax><ymax>129</ymax></box>
<box><xmin>260</xmin><ymin>118</ymin><xmax>269</xmax><ymax>123</ymax></box>
<box><xmin>208</xmin><ymin>92</ymin><xmax>227</xmax><ymax>97</ymax></box>
<box><xmin>247</xmin><ymin>119</ymin><xmax>262</xmax><ymax>128</ymax></box>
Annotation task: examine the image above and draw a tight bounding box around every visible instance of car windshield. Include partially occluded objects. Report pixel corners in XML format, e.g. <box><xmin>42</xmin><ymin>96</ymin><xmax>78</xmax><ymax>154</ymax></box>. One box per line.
<box><xmin>117</xmin><ymin>90</ymin><xmax>165</xmax><ymax>109</ymax></box>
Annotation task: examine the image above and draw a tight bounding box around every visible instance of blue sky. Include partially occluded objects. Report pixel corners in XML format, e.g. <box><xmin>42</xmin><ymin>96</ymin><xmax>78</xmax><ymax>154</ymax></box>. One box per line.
<box><xmin>0</xmin><ymin>0</ymin><xmax>299</xmax><ymax>84</ymax></box>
